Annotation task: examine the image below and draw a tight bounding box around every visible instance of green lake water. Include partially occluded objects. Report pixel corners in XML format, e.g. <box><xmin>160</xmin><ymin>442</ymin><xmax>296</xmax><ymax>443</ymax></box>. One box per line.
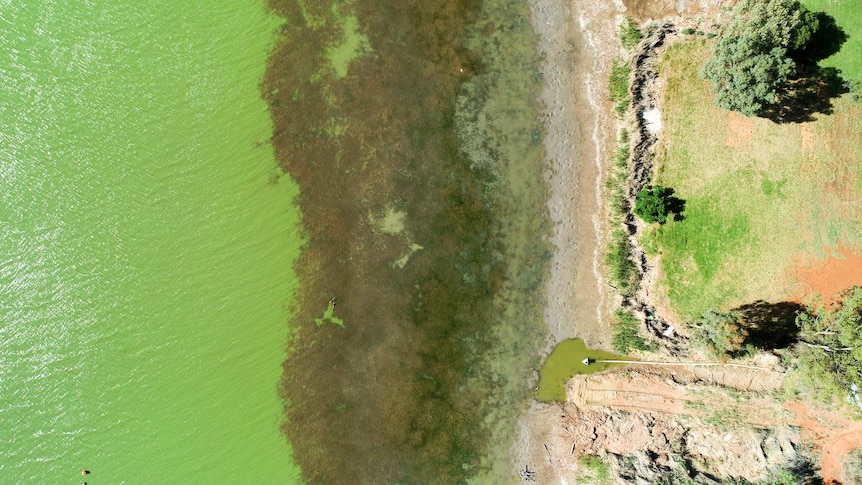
<box><xmin>537</xmin><ymin>339</ymin><xmax>627</xmax><ymax>402</ymax></box>
<box><xmin>0</xmin><ymin>1</ymin><xmax>302</xmax><ymax>482</ymax></box>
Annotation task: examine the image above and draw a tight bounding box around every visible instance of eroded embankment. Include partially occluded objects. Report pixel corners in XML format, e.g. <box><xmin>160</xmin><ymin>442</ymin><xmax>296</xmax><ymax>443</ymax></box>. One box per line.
<box><xmin>263</xmin><ymin>1</ymin><xmax>550</xmax><ymax>483</ymax></box>
<box><xmin>621</xmin><ymin>22</ymin><xmax>690</xmax><ymax>355</ymax></box>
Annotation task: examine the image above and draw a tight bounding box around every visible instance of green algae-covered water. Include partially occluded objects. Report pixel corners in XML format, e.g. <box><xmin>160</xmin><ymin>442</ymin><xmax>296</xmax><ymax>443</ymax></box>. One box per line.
<box><xmin>0</xmin><ymin>1</ymin><xmax>302</xmax><ymax>482</ymax></box>
<box><xmin>537</xmin><ymin>339</ymin><xmax>627</xmax><ymax>402</ymax></box>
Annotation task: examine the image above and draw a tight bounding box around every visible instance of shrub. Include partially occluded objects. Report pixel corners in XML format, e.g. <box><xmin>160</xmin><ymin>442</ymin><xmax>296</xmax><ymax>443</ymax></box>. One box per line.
<box><xmin>690</xmin><ymin>309</ymin><xmax>749</xmax><ymax>358</ymax></box>
<box><xmin>634</xmin><ymin>185</ymin><xmax>673</xmax><ymax>224</ymax></box>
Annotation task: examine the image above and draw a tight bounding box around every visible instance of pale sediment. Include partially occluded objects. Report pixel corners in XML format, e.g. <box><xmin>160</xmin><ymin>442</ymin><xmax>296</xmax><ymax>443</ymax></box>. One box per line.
<box><xmin>513</xmin><ymin>0</ymin><xmax>623</xmax><ymax>481</ymax></box>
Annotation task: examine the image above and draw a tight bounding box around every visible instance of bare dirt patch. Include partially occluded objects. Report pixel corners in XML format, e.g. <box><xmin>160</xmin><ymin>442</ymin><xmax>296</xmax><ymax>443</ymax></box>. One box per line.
<box><xmin>785</xmin><ymin>400</ymin><xmax>862</xmax><ymax>483</ymax></box>
<box><xmin>726</xmin><ymin>110</ymin><xmax>753</xmax><ymax>148</ymax></box>
<box><xmin>800</xmin><ymin>124</ymin><xmax>815</xmax><ymax>153</ymax></box>
<box><xmin>793</xmin><ymin>246</ymin><xmax>862</xmax><ymax>305</ymax></box>
<box><xmin>520</xmin><ymin>363</ymin><xmax>808</xmax><ymax>484</ymax></box>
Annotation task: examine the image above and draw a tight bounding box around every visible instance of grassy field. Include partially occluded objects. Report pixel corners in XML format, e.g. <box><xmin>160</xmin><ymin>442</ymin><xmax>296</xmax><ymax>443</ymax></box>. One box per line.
<box><xmin>647</xmin><ymin>40</ymin><xmax>862</xmax><ymax>321</ymax></box>
<box><xmin>802</xmin><ymin>0</ymin><xmax>862</xmax><ymax>82</ymax></box>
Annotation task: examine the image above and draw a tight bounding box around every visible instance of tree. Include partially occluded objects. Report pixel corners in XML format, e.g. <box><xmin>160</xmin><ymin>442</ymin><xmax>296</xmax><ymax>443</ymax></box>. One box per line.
<box><xmin>701</xmin><ymin>0</ymin><xmax>819</xmax><ymax>116</ymax></box>
<box><xmin>634</xmin><ymin>185</ymin><xmax>674</xmax><ymax>224</ymax></box>
<box><xmin>793</xmin><ymin>287</ymin><xmax>862</xmax><ymax>408</ymax></box>
<box><xmin>690</xmin><ymin>309</ymin><xmax>749</xmax><ymax>358</ymax></box>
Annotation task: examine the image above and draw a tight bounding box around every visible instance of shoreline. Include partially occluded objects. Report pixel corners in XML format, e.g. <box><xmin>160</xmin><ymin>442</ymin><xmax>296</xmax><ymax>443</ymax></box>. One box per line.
<box><xmin>532</xmin><ymin>0</ymin><xmax>620</xmax><ymax>354</ymax></box>
<box><xmin>512</xmin><ymin>0</ymin><xmax>622</xmax><ymax>481</ymax></box>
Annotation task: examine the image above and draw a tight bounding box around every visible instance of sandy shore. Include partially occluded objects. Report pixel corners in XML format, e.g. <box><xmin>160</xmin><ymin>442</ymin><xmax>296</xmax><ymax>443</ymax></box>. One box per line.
<box><xmin>534</xmin><ymin>0</ymin><xmax>622</xmax><ymax>352</ymax></box>
<box><xmin>512</xmin><ymin>0</ymin><xmax>623</xmax><ymax>482</ymax></box>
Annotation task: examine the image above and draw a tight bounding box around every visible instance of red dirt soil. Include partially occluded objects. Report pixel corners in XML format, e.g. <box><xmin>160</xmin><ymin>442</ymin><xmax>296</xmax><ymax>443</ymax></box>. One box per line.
<box><xmin>785</xmin><ymin>400</ymin><xmax>862</xmax><ymax>484</ymax></box>
<box><xmin>793</xmin><ymin>246</ymin><xmax>862</xmax><ymax>306</ymax></box>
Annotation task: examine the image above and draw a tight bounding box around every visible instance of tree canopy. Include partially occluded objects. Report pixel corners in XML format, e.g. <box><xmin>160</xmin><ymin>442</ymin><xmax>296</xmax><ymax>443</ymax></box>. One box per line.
<box><xmin>793</xmin><ymin>287</ymin><xmax>862</xmax><ymax>410</ymax></box>
<box><xmin>701</xmin><ymin>0</ymin><xmax>819</xmax><ymax>116</ymax></box>
<box><xmin>634</xmin><ymin>185</ymin><xmax>681</xmax><ymax>224</ymax></box>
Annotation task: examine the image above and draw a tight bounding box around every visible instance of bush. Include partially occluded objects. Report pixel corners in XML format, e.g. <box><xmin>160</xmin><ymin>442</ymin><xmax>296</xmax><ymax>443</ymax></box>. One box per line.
<box><xmin>634</xmin><ymin>185</ymin><xmax>673</xmax><ymax>224</ymax></box>
<box><xmin>690</xmin><ymin>309</ymin><xmax>749</xmax><ymax>358</ymax></box>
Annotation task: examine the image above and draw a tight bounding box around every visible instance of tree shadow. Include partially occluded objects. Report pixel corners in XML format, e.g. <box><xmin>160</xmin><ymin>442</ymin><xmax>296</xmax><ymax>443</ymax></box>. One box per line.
<box><xmin>800</xmin><ymin>13</ymin><xmax>848</xmax><ymax>62</ymax></box>
<box><xmin>664</xmin><ymin>187</ymin><xmax>686</xmax><ymax>222</ymax></box>
<box><xmin>732</xmin><ymin>300</ymin><xmax>805</xmax><ymax>350</ymax></box>
<box><xmin>759</xmin><ymin>12</ymin><xmax>849</xmax><ymax>123</ymax></box>
<box><xmin>759</xmin><ymin>66</ymin><xmax>848</xmax><ymax>123</ymax></box>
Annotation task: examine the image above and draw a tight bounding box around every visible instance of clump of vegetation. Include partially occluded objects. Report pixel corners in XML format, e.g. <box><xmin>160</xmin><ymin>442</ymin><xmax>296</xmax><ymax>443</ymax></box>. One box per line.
<box><xmin>606</xmin><ymin>229</ymin><xmax>637</xmax><ymax>297</ymax></box>
<box><xmin>619</xmin><ymin>17</ymin><xmax>642</xmax><ymax>49</ymax></box>
<box><xmin>634</xmin><ymin>185</ymin><xmax>678</xmax><ymax>224</ymax></box>
<box><xmin>579</xmin><ymin>455</ymin><xmax>611</xmax><ymax>485</ymax></box>
<box><xmin>605</xmin><ymin>130</ymin><xmax>637</xmax><ymax>297</ymax></box>
<box><xmin>609</xmin><ymin>59</ymin><xmax>631</xmax><ymax>115</ymax></box>
<box><xmin>689</xmin><ymin>309</ymin><xmax>749</xmax><ymax>358</ymax></box>
<box><xmin>701</xmin><ymin>0</ymin><xmax>820</xmax><ymax>116</ymax></box>
<box><xmin>612</xmin><ymin>308</ymin><xmax>654</xmax><ymax>354</ymax></box>
<box><xmin>790</xmin><ymin>287</ymin><xmax>862</xmax><ymax>409</ymax></box>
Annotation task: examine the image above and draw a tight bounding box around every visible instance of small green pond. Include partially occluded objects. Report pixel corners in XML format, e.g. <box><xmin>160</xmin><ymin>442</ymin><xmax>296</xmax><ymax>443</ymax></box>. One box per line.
<box><xmin>537</xmin><ymin>339</ymin><xmax>628</xmax><ymax>402</ymax></box>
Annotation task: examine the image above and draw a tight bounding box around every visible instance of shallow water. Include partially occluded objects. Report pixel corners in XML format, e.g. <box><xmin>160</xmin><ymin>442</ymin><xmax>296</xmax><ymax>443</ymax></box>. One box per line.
<box><xmin>0</xmin><ymin>1</ymin><xmax>302</xmax><ymax>482</ymax></box>
<box><xmin>537</xmin><ymin>339</ymin><xmax>627</xmax><ymax>402</ymax></box>
<box><xmin>265</xmin><ymin>0</ymin><xmax>551</xmax><ymax>483</ymax></box>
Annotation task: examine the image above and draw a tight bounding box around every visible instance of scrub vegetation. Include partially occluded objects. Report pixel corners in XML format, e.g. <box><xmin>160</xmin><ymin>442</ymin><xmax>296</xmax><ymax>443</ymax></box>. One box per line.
<box><xmin>619</xmin><ymin>17</ymin><xmax>643</xmax><ymax>50</ymax></box>
<box><xmin>786</xmin><ymin>287</ymin><xmax>862</xmax><ymax>409</ymax></box>
<box><xmin>609</xmin><ymin>59</ymin><xmax>632</xmax><ymax>115</ymax></box>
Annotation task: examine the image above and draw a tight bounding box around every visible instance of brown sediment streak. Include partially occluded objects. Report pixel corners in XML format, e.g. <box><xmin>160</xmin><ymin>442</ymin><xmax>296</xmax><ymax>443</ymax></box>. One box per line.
<box><xmin>261</xmin><ymin>1</ymin><xmax>532</xmax><ymax>483</ymax></box>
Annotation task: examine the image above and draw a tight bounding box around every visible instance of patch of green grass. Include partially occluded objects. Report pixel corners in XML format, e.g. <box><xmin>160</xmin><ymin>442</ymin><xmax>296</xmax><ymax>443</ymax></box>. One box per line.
<box><xmin>651</xmin><ymin>40</ymin><xmax>862</xmax><ymax>321</ymax></box>
<box><xmin>704</xmin><ymin>406</ymin><xmax>743</xmax><ymax>430</ymax></box>
<box><xmin>801</xmin><ymin>0</ymin><xmax>862</xmax><ymax>82</ymax></box>
<box><xmin>606</xmin><ymin>229</ymin><xmax>637</xmax><ymax>297</ymax></box>
<box><xmin>612</xmin><ymin>308</ymin><xmax>654</xmax><ymax>354</ymax></box>
<box><xmin>619</xmin><ymin>17</ymin><xmax>642</xmax><ymax>50</ymax></box>
<box><xmin>609</xmin><ymin>58</ymin><xmax>631</xmax><ymax>115</ymax></box>
<box><xmin>579</xmin><ymin>455</ymin><xmax>611</xmax><ymax>484</ymax></box>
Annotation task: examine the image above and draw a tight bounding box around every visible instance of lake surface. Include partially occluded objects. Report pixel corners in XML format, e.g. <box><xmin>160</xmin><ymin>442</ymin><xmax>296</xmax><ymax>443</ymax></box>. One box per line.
<box><xmin>0</xmin><ymin>1</ymin><xmax>302</xmax><ymax>482</ymax></box>
<box><xmin>265</xmin><ymin>0</ymin><xmax>551</xmax><ymax>482</ymax></box>
<box><xmin>1</xmin><ymin>0</ymin><xmax>555</xmax><ymax>482</ymax></box>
